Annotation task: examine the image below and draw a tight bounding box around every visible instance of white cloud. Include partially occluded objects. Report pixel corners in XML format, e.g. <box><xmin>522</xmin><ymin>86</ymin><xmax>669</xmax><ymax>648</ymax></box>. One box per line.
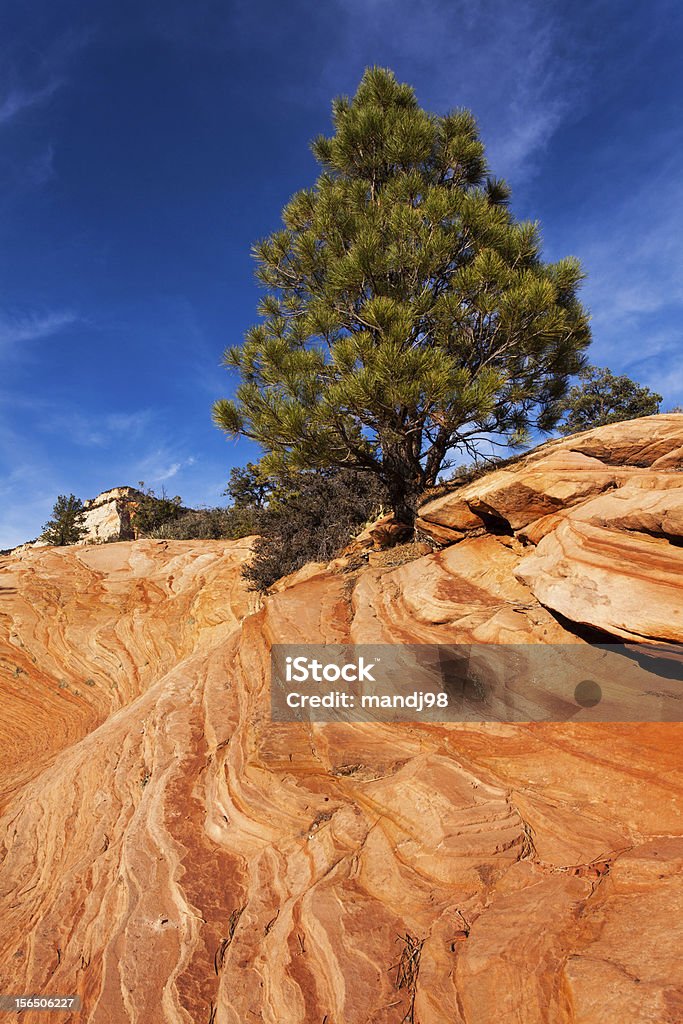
<box><xmin>157</xmin><ymin>462</ymin><xmax>182</xmax><ymax>481</ymax></box>
<box><xmin>306</xmin><ymin>0</ymin><xmax>590</xmax><ymax>183</ymax></box>
<box><xmin>135</xmin><ymin>451</ymin><xmax>197</xmax><ymax>486</ymax></box>
<box><xmin>0</xmin><ymin>25</ymin><xmax>93</xmax><ymax>127</ymax></box>
<box><xmin>33</xmin><ymin>408</ymin><xmax>155</xmax><ymax>449</ymax></box>
<box><xmin>554</xmin><ymin>160</ymin><xmax>683</xmax><ymax>407</ymax></box>
<box><xmin>0</xmin><ymin>80</ymin><xmax>62</xmax><ymax>125</ymax></box>
<box><xmin>105</xmin><ymin>411</ymin><xmax>153</xmax><ymax>436</ymax></box>
<box><xmin>0</xmin><ymin>310</ymin><xmax>80</xmax><ymax>349</ymax></box>
<box><xmin>0</xmin><ymin>420</ymin><xmax>59</xmax><ymax>549</ymax></box>
<box><xmin>157</xmin><ymin>455</ymin><xmax>196</xmax><ymax>481</ymax></box>
<box><xmin>0</xmin><ymin>25</ymin><xmax>93</xmax><ymax>195</ymax></box>
<box><xmin>570</xmin><ymin>159</ymin><xmax>683</xmax><ymax>375</ymax></box>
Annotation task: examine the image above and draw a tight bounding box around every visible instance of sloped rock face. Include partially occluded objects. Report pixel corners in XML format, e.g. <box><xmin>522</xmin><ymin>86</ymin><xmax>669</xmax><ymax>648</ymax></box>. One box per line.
<box><xmin>0</xmin><ymin>417</ymin><xmax>682</xmax><ymax>1024</ymax></box>
<box><xmin>0</xmin><ymin>540</ymin><xmax>256</xmax><ymax>803</ymax></box>
<box><xmin>418</xmin><ymin>414</ymin><xmax>683</xmax><ymax>642</ymax></box>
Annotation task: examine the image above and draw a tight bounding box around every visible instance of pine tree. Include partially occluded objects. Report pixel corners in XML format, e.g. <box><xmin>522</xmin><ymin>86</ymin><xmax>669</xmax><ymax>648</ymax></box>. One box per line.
<box><xmin>213</xmin><ymin>67</ymin><xmax>591</xmax><ymax>524</ymax></box>
<box><xmin>42</xmin><ymin>494</ymin><xmax>88</xmax><ymax>546</ymax></box>
<box><xmin>558</xmin><ymin>366</ymin><xmax>662</xmax><ymax>435</ymax></box>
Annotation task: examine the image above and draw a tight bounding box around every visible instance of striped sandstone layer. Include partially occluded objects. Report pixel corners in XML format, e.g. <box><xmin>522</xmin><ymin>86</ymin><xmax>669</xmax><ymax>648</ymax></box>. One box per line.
<box><xmin>1</xmin><ymin>415</ymin><xmax>682</xmax><ymax>1023</ymax></box>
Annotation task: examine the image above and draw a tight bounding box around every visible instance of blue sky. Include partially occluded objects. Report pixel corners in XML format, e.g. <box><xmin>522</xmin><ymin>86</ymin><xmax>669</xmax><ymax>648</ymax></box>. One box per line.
<box><xmin>1</xmin><ymin>0</ymin><xmax>682</xmax><ymax>548</ymax></box>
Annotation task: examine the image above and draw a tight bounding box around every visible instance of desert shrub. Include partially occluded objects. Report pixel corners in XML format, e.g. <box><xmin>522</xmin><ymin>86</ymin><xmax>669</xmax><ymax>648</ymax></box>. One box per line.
<box><xmin>132</xmin><ymin>484</ymin><xmax>185</xmax><ymax>536</ymax></box>
<box><xmin>243</xmin><ymin>469</ymin><xmax>387</xmax><ymax>592</ymax></box>
<box><xmin>150</xmin><ymin>506</ymin><xmax>260</xmax><ymax>540</ymax></box>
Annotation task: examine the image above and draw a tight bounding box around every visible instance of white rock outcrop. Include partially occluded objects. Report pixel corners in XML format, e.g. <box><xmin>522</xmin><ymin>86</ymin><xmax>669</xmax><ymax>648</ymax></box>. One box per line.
<box><xmin>8</xmin><ymin>486</ymin><xmax>144</xmax><ymax>554</ymax></box>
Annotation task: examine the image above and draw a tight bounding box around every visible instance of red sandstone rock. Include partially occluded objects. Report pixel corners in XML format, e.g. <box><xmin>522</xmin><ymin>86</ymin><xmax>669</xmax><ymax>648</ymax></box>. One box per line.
<box><xmin>515</xmin><ymin>517</ymin><xmax>683</xmax><ymax>641</ymax></box>
<box><xmin>417</xmin><ymin>414</ymin><xmax>683</xmax><ymax>642</ymax></box>
<box><xmin>418</xmin><ymin>414</ymin><xmax>683</xmax><ymax>541</ymax></box>
<box><xmin>0</xmin><ymin>416</ymin><xmax>682</xmax><ymax>1023</ymax></box>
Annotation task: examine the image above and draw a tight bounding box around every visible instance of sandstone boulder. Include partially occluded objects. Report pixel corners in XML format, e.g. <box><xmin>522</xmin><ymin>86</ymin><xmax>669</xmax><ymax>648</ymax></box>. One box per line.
<box><xmin>417</xmin><ymin>414</ymin><xmax>683</xmax><ymax>641</ymax></box>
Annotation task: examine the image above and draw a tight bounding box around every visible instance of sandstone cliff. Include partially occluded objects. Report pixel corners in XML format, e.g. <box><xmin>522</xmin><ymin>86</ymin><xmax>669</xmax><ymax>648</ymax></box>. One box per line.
<box><xmin>0</xmin><ymin>415</ymin><xmax>682</xmax><ymax>1024</ymax></box>
<box><xmin>80</xmin><ymin>486</ymin><xmax>145</xmax><ymax>543</ymax></box>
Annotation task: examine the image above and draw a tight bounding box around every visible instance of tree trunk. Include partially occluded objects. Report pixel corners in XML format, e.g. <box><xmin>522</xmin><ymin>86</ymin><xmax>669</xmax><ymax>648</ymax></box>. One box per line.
<box><xmin>380</xmin><ymin>446</ymin><xmax>423</xmax><ymax>530</ymax></box>
<box><xmin>385</xmin><ymin>475</ymin><xmax>418</xmax><ymax>529</ymax></box>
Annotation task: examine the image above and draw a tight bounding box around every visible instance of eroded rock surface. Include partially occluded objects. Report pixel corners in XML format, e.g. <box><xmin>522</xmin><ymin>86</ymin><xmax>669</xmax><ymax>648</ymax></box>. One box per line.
<box><xmin>0</xmin><ymin>416</ymin><xmax>682</xmax><ymax>1023</ymax></box>
<box><xmin>0</xmin><ymin>540</ymin><xmax>256</xmax><ymax>802</ymax></box>
<box><xmin>418</xmin><ymin>414</ymin><xmax>683</xmax><ymax>642</ymax></box>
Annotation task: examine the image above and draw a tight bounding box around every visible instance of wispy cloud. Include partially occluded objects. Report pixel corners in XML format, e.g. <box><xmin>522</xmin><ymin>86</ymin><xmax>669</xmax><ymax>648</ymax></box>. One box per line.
<box><xmin>157</xmin><ymin>462</ymin><xmax>182</xmax><ymax>481</ymax></box>
<box><xmin>0</xmin><ymin>416</ymin><xmax>60</xmax><ymax>548</ymax></box>
<box><xmin>489</xmin><ymin>22</ymin><xmax>575</xmax><ymax>179</ymax></box>
<box><xmin>1</xmin><ymin>27</ymin><xmax>92</xmax><ymax>128</ymax></box>
<box><xmin>301</xmin><ymin>0</ymin><xmax>591</xmax><ymax>183</ymax></box>
<box><xmin>155</xmin><ymin>455</ymin><xmax>197</xmax><ymax>482</ymax></box>
<box><xmin>559</xmin><ymin>144</ymin><xmax>683</xmax><ymax>405</ymax></box>
<box><xmin>32</xmin><ymin>407</ymin><xmax>155</xmax><ymax>449</ymax></box>
<box><xmin>26</xmin><ymin>144</ymin><xmax>56</xmax><ymax>186</ymax></box>
<box><xmin>105</xmin><ymin>411</ymin><xmax>153</xmax><ymax>435</ymax></box>
<box><xmin>0</xmin><ymin>80</ymin><xmax>63</xmax><ymax>126</ymax></box>
<box><xmin>135</xmin><ymin>450</ymin><xmax>197</xmax><ymax>486</ymax></box>
<box><xmin>0</xmin><ymin>310</ymin><xmax>80</xmax><ymax>349</ymax></box>
<box><xmin>147</xmin><ymin>0</ymin><xmax>585</xmax><ymax>184</ymax></box>
<box><xmin>0</xmin><ymin>25</ymin><xmax>93</xmax><ymax>195</ymax></box>
<box><xmin>575</xmin><ymin>166</ymin><xmax>682</xmax><ymax>334</ymax></box>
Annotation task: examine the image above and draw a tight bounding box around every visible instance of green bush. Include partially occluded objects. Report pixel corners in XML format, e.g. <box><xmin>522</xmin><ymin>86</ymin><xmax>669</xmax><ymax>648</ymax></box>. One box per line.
<box><xmin>132</xmin><ymin>484</ymin><xmax>184</xmax><ymax>536</ymax></box>
<box><xmin>150</xmin><ymin>506</ymin><xmax>260</xmax><ymax>541</ymax></box>
<box><xmin>242</xmin><ymin>469</ymin><xmax>387</xmax><ymax>592</ymax></box>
